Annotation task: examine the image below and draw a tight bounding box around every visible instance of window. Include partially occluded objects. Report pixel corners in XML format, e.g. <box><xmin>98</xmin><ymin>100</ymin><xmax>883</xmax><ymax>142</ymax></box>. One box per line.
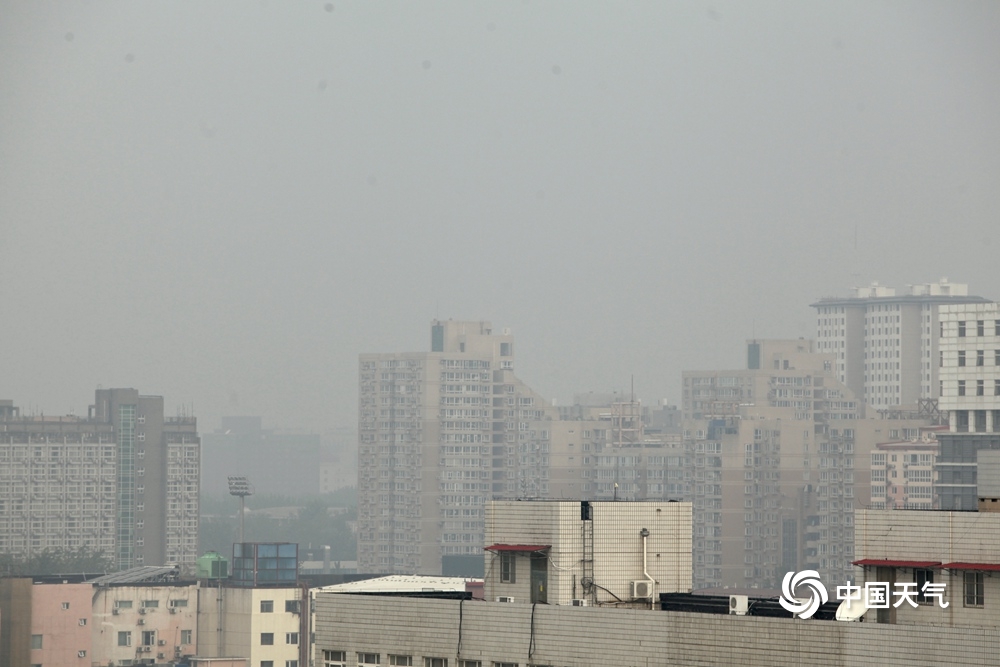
<box><xmin>978</xmin><ymin>320</ymin><xmax>985</xmax><ymax>336</ymax></box>
<box><xmin>389</xmin><ymin>658</ymin><xmax>413</xmax><ymax>666</ymax></box>
<box><xmin>262</xmin><ymin>662</ymin><xmax>274</xmax><ymax>667</ymax></box>
<box><xmin>424</xmin><ymin>660</ymin><xmax>447</xmax><ymax>667</ymax></box>
<box><xmin>181</xmin><ymin>630</ymin><xmax>192</xmax><ymax>645</ymax></box>
<box><xmin>965</xmin><ymin>571</ymin><xmax>985</xmax><ymax>607</ymax></box>
<box><xmin>170</xmin><ymin>599</ymin><xmax>188</xmax><ymax>608</ymax></box>
<box><xmin>978</xmin><ymin>380</ymin><xmax>985</xmax><ymax>396</ymax></box>
<box><xmin>61</xmin><ymin>602</ymin><xmax>70</xmax><ymax>609</ymax></box>
<box><xmin>118</xmin><ymin>631</ymin><xmax>132</xmax><ymax>647</ymax></box>
<box><xmin>500</xmin><ymin>551</ymin><xmax>516</xmax><ymax>583</ymax></box>
<box><xmin>459</xmin><ymin>662</ymin><xmax>482</xmax><ymax>667</ymax></box>
<box><xmin>260</xmin><ymin>600</ymin><xmax>274</xmax><ymax>613</ymax></box>
<box><xmin>995</xmin><ymin>379</ymin><xmax>1000</xmax><ymax>396</ymax></box>
<box><xmin>142</xmin><ymin>631</ymin><xmax>156</xmax><ymax>646</ymax></box>
<box><xmin>260</xmin><ymin>633</ymin><xmax>274</xmax><ymax>646</ymax></box>
<box><xmin>31</xmin><ymin>635</ymin><xmax>42</xmax><ymax>649</ymax></box>
<box><xmin>285</xmin><ymin>600</ymin><xmax>301</xmax><ymax>613</ymax></box>
<box><xmin>915</xmin><ymin>569</ymin><xmax>934</xmax><ymax>603</ymax></box>
<box><xmin>492</xmin><ymin>663</ymin><xmax>518</xmax><ymax>667</ymax></box>
<box><xmin>141</xmin><ymin>599</ymin><xmax>159</xmax><ymax>608</ymax></box>
<box><xmin>78</xmin><ymin>618</ymin><xmax>87</xmax><ymax>626</ymax></box>
<box><xmin>286</xmin><ymin>662</ymin><xmax>298</xmax><ymax>667</ymax></box>
<box><xmin>959</xmin><ymin>321</ymin><xmax>966</xmax><ymax>337</ymax></box>
<box><xmin>358</xmin><ymin>654</ymin><xmax>380</xmax><ymax>665</ymax></box>
<box><xmin>115</xmin><ymin>600</ymin><xmax>133</xmax><ymax>609</ymax></box>
<box><xmin>285</xmin><ymin>632</ymin><xmax>299</xmax><ymax>645</ymax></box>
<box><xmin>959</xmin><ymin>381</ymin><xmax>966</xmax><ymax>396</ymax></box>
<box><xmin>323</xmin><ymin>651</ymin><xmax>347</xmax><ymax>667</ymax></box>
<box><xmin>958</xmin><ymin>351</ymin><xmax>966</xmax><ymax>367</ymax></box>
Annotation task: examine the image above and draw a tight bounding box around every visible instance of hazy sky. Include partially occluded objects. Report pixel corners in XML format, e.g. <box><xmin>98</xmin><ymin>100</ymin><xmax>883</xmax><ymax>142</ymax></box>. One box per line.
<box><xmin>2</xmin><ymin>1</ymin><xmax>998</xmax><ymax>432</ymax></box>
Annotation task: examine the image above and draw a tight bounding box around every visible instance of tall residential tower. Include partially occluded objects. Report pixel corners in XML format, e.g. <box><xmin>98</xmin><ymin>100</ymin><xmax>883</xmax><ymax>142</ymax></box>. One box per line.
<box><xmin>0</xmin><ymin>388</ymin><xmax>200</xmax><ymax>569</ymax></box>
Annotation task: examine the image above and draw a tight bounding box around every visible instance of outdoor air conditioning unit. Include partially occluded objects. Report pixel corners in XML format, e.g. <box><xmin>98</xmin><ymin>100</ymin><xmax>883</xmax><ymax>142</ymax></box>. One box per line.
<box><xmin>111</xmin><ymin>608</ymin><xmax>120</xmax><ymax>615</ymax></box>
<box><xmin>138</xmin><ymin>607</ymin><xmax>146</xmax><ymax>615</ymax></box>
<box><xmin>495</xmin><ymin>596</ymin><xmax>515</xmax><ymax>603</ymax></box>
<box><xmin>729</xmin><ymin>595</ymin><xmax>749</xmax><ymax>615</ymax></box>
<box><xmin>157</xmin><ymin>653</ymin><xmax>165</xmax><ymax>660</ymax></box>
<box><xmin>158</xmin><ymin>640</ymin><xmax>166</xmax><ymax>646</ymax></box>
<box><xmin>169</xmin><ymin>607</ymin><xmax>176</xmax><ymax>614</ymax></box>
<box><xmin>137</xmin><ymin>618</ymin><xmax>145</xmax><ymax>626</ymax></box>
<box><xmin>571</xmin><ymin>598</ymin><xmax>589</xmax><ymax>607</ymax></box>
<box><xmin>630</xmin><ymin>580</ymin><xmax>653</xmax><ymax>599</ymax></box>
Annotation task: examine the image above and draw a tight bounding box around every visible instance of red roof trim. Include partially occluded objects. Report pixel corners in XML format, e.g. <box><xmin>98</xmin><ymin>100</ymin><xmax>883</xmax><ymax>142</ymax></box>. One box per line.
<box><xmin>852</xmin><ymin>559</ymin><xmax>941</xmax><ymax>568</ymax></box>
<box><xmin>484</xmin><ymin>544</ymin><xmax>551</xmax><ymax>552</ymax></box>
<box><xmin>942</xmin><ymin>562</ymin><xmax>1000</xmax><ymax>571</ymax></box>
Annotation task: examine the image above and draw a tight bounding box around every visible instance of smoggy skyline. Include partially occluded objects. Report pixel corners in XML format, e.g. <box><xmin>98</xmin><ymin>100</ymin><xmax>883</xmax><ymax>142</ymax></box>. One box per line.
<box><xmin>2</xmin><ymin>1</ymin><xmax>998</xmax><ymax>430</ymax></box>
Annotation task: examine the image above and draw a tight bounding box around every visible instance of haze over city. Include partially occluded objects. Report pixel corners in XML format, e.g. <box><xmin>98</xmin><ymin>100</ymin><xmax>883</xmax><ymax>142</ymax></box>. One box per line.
<box><xmin>2</xmin><ymin>1</ymin><xmax>999</xmax><ymax>433</ymax></box>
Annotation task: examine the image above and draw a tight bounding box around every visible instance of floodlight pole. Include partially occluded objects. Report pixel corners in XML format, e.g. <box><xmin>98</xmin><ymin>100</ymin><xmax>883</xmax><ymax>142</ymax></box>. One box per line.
<box><xmin>228</xmin><ymin>476</ymin><xmax>254</xmax><ymax>548</ymax></box>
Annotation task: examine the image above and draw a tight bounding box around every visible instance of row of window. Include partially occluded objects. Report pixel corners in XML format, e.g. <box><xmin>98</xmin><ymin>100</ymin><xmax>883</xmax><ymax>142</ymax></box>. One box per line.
<box><xmin>909</xmin><ymin>569</ymin><xmax>985</xmax><ymax>607</ymax></box>
<box><xmin>116</xmin><ymin>629</ymin><xmax>192</xmax><ymax>646</ymax></box>
<box><xmin>954</xmin><ymin>380</ymin><xmax>1000</xmax><ymax>396</ymax></box>
<box><xmin>322</xmin><ymin>654</ymin><xmax>533</xmax><ymax>667</ymax></box>
<box><xmin>952</xmin><ymin>320</ymin><xmax>1000</xmax><ymax>337</ymax></box>
<box><xmin>260</xmin><ymin>632</ymin><xmax>299</xmax><ymax>645</ymax></box>
<box><xmin>952</xmin><ymin>350</ymin><xmax>1000</xmax><ymax>366</ymax></box>
<box><xmin>260</xmin><ymin>599</ymin><xmax>301</xmax><ymax>613</ymax></box>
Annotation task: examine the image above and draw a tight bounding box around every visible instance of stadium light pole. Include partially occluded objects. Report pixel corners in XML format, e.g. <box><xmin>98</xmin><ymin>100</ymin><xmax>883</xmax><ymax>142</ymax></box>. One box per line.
<box><xmin>227</xmin><ymin>476</ymin><xmax>254</xmax><ymax>545</ymax></box>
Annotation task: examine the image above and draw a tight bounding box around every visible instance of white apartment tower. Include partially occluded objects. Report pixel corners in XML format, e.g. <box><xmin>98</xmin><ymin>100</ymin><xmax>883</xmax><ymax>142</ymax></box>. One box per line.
<box><xmin>811</xmin><ymin>279</ymin><xmax>989</xmax><ymax>409</ymax></box>
<box><xmin>358</xmin><ymin>320</ymin><xmax>573</xmax><ymax>576</ymax></box>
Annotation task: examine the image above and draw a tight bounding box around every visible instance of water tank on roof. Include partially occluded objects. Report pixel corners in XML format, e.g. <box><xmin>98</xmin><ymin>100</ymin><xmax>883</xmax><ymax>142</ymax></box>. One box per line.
<box><xmin>196</xmin><ymin>551</ymin><xmax>229</xmax><ymax>579</ymax></box>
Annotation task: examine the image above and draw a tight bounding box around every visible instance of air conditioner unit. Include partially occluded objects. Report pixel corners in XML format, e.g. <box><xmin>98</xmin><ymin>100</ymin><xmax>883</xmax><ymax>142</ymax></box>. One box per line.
<box><xmin>112</xmin><ymin>608</ymin><xmax>120</xmax><ymax>615</ymax></box>
<box><xmin>729</xmin><ymin>595</ymin><xmax>749</xmax><ymax>615</ymax></box>
<box><xmin>158</xmin><ymin>640</ymin><xmax>166</xmax><ymax>646</ymax></box>
<box><xmin>137</xmin><ymin>618</ymin><xmax>145</xmax><ymax>625</ymax></box>
<box><xmin>138</xmin><ymin>607</ymin><xmax>146</xmax><ymax>615</ymax></box>
<box><xmin>495</xmin><ymin>596</ymin><xmax>515</xmax><ymax>603</ymax></box>
<box><xmin>630</xmin><ymin>580</ymin><xmax>653</xmax><ymax>599</ymax></box>
<box><xmin>157</xmin><ymin>653</ymin><xmax>165</xmax><ymax>660</ymax></box>
<box><xmin>571</xmin><ymin>598</ymin><xmax>589</xmax><ymax>607</ymax></box>
<box><xmin>78</xmin><ymin>651</ymin><xmax>87</xmax><ymax>658</ymax></box>
<box><xmin>169</xmin><ymin>607</ymin><xmax>176</xmax><ymax>614</ymax></box>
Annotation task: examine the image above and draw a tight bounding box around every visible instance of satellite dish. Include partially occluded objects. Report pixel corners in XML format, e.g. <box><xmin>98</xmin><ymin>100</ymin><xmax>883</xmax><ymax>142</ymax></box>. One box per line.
<box><xmin>835</xmin><ymin>596</ymin><xmax>868</xmax><ymax>622</ymax></box>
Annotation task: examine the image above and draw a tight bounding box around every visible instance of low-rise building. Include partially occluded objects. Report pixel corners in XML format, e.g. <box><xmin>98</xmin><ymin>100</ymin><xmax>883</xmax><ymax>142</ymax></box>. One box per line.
<box><xmin>854</xmin><ymin>509</ymin><xmax>1000</xmax><ymax>627</ymax></box>
<box><xmin>0</xmin><ymin>566</ymin><xmax>197</xmax><ymax>667</ymax></box>
<box><xmin>483</xmin><ymin>500</ymin><xmax>692</xmax><ymax>606</ymax></box>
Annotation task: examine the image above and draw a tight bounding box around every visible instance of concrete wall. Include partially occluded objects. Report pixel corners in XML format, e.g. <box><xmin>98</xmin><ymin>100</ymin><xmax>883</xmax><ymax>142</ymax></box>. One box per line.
<box><xmin>484</xmin><ymin>501</ymin><xmax>692</xmax><ymax>605</ymax></box>
<box><xmin>92</xmin><ymin>584</ymin><xmax>198</xmax><ymax>665</ymax></box>
<box><xmin>197</xmin><ymin>586</ymin><xmax>303</xmax><ymax>666</ymax></box>
<box><xmin>0</xmin><ymin>578</ymin><xmax>32</xmax><ymax>667</ymax></box>
<box><xmin>29</xmin><ymin>582</ymin><xmax>92</xmax><ymax>667</ymax></box>
<box><xmin>314</xmin><ymin>593</ymin><xmax>1000</xmax><ymax>667</ymax></box>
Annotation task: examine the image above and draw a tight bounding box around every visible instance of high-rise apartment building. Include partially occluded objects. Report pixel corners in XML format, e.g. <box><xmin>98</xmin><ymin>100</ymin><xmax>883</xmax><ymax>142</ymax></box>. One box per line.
<box><xmin>681</xmin><ymin>339</ymin><xmax>930</xmax><ymax>589</ymax></box>
<box><xmin>0</xmin><ymin>388</ymin><xmax>200</xmax><ymax>569</ymax></box>
<box><xmin>357</xmin><ymin>320</ymin><xmax>597</xmax><ymax>575</ymax></box>
<box><xmin>936</xmin><ymin>302</ymin><xmax>1000</xmax><ymax>510</ymax></box>
<box><xmin>811</xmin><ymin>279</ymin><xmax>988</xmax><ymax>408</ymax></box>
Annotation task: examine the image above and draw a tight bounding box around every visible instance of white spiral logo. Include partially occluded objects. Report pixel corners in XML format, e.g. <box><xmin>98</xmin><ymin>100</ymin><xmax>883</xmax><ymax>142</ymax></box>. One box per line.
<box><xmin>779</xmin><ymin>570</ymin><xmax>828</xmax><ymax>619</ymax></box>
